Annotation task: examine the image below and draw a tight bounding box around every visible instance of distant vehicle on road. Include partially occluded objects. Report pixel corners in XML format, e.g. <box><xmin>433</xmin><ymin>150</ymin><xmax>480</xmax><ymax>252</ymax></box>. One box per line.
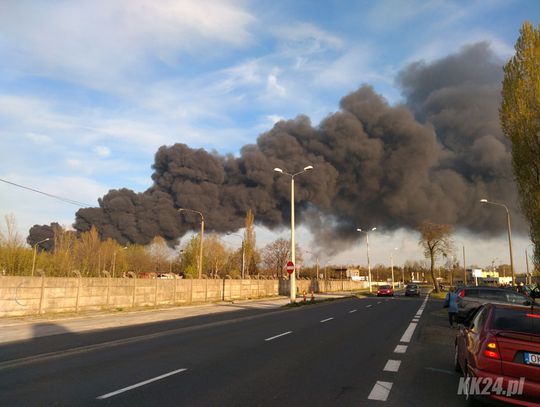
<box><xmin>377</xmin><ymin>285</ymin><xmax>394</xmax><ymax>297</ymax></box>
<box><xmin>454</xmin><ymin>286</ymin><xmax>536</xmax><ymax>322</ymax></box>
<box><xmin>405</xmin><ymin>284</ymin><xmax>420</xmax><ymax>296</ymax></box>
<box><xmin>455</xmin><ymin>303</ymin><xmax>540</xmax><ymax>405</ymax></box>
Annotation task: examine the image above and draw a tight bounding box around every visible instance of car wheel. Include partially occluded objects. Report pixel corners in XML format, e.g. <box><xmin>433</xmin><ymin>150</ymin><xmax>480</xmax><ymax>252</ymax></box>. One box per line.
<box><xmin>454</xmin><ymin>343</ymin><xmax>461</xmax><ymax>373</ymax></box>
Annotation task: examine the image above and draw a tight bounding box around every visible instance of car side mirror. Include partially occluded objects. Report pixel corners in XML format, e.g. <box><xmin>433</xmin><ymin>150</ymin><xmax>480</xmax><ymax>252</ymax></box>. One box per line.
<box><xmin>524</xmin><ymin>300</ymin><xmax>532</xmax><ymax>306</ymax></box>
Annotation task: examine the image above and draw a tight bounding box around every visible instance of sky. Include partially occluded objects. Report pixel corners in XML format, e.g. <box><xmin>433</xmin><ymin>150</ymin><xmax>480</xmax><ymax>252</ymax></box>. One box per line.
<box><xmin>1</xmin><ymin>0</ymin><xmax>539</xmax><ymax>273</ymax></box>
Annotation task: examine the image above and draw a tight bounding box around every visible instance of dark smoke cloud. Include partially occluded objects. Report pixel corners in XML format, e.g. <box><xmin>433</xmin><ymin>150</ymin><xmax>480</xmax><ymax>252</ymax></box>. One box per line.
<box><xmin>27</xmin><ymin>222</ymin><xmax>62</xmax><ymax>252</ymax></box>
<box><xmin>71</xmin><ymin>42</ymin><xmax>524</xmax><ymax>250</ymax></box>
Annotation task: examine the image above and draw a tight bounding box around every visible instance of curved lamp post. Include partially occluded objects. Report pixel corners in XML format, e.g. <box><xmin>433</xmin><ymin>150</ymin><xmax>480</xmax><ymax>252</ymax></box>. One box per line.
<box><xmin>390</xmin><ymin>247</ymin><xmax>398</xmax><ymax>289</ymax></box>
<box><xmin>480</xmin><ymin>199</ymin><xmax>515</xmax><ymax>286</ymax></box>
<box><xmin>178</xmin><ymin>208</ymin><xmax>205</xmax><ymax>279</ymax></box>
<box><xmin>31</xmin><ymin>238</ymin><xmax>50</xmax><ymax>277</ymax></box>
<box><xmin>274</xmin><ymin>165</ymin><xmax>313</xmax><ymax>303</ymax></box>
<box><xmin>357</xmin><ymin>227</ymin><xmax>377</xmax><ymax>292</ymax></box>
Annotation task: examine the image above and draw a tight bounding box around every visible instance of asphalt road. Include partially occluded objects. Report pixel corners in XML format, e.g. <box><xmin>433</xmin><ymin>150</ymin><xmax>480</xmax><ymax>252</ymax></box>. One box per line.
<box><xmin>0</xmin><ymin>293</ymin><xmax>469</xmax><ymax>406</ymax></box>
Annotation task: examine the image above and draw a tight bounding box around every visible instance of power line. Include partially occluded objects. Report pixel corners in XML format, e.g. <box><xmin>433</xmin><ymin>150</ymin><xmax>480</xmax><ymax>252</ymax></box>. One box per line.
<box><xmin>0</xmin><ymin>178</ymin><xmax>93</xmax><ymax>207</ymax></box>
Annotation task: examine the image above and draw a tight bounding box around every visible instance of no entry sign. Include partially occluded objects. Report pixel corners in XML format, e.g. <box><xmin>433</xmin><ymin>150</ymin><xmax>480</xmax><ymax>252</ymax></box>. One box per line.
<box><xmin>286</xmin><ymin>261</ymin><xmax>295</xmax><ymax>274</ymax></box>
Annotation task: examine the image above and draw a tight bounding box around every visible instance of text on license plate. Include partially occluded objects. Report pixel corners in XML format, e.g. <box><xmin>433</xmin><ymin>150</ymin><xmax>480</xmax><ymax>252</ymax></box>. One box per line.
<box><xmin>524</xmin><ymin>352</ymin><xmax>540</xmax><ymax>366</ymax></box>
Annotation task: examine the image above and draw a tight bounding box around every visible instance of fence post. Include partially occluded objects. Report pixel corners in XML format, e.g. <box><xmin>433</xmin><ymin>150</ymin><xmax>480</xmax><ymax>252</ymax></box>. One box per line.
<box><xmin>127</xmin><ymin>272</ymin><xmax>137</xmax><ymax>308</ymax></box>
<box><xmin>154</xmin><ymin>278</ymin><xmax>159</xmax><ymax>306</ymax></box>
<box><xmin>187</xmin><ymin>275</ymin><xmax>193</xmax><ymax>304</ymax></box>
<box><xmin>204</xmin><ymin>275</ymin><xmax>208</xmax><ymax>302</ymax></box>
<box><xmin>71</xmin><ymin>270</ymin><xmax>82</xmax><ymax>313</ymax></box>
<box><xmin>101</xmin><ymin>270</ymin><xmax>111</xmax><ymax>308</ymax></box>
<box><xmin>257</xmin><ymin>275</ymin><xmax>260</xmax><ymax>298</ymax></box>
<box><xmin>37</xmin><ymin>270</ymin><xmax>45</xmax><ymax>315</ymax></box>
<box><xmin>172</xmin><ymin>277</ymin><xmax>177</xmax><ymax>304</ymax></box>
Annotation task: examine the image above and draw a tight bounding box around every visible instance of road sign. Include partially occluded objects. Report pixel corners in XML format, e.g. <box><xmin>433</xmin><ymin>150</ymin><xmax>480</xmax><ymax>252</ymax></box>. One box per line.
<box><xmin>286</xmin><ymin>261</ymin><xmax>295</xmax><ymax>275</ymax></box>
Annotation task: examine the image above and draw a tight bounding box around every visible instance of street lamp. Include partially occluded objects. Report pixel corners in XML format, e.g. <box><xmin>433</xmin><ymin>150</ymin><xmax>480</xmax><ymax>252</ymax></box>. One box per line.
<box><xmin>227</xmin><ymin>232</ymin><xmax>245</xmax><ymax>279</ymax></box>
<box><xmin>178</xmin><ymin>208</ymin><xmax>205</xmax><ymax>279</ymax></box>
<box><xmin>304</xmin><ymin>250</ymin><xmax>320</xmax><ymax>280</ymax></box>
<box><xmin>480</xmin><ymin>199</ymin><xmax>515</xmax><ymax>286</ymax></box>
<box><xmin>31</xmin><ymin>238</ymin><xmax>50</xmax><ymax>277</ymax></box>
<box><xmin>390</xmin><ymin>247</ymin><xmax>398</xmax><ymax>289</ymax></box>
<box><xmin>112</xmin><ymin>246</ymin><xmax>128</xmax><ymax>278</ymax></box>
<box><xmin>274</xmin><ymin>165</ymin><xmax>313</xmax><ymax>303</ymax></box>
<box><xmin>357</xmin><ymin>227</ymin><xmax>377</xmax><ymax>292</ymax></box>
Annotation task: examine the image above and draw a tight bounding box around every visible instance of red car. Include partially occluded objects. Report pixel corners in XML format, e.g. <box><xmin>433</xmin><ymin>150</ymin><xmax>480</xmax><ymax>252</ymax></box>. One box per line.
<box><xmin>377</xmin><ymin>285</ymin><xmax>394</xmax><ymax>297</ymax></box>
<box><xmin>455</xmin><ymin>303</ymin><xmax>540</xmax><ymax>405</ymax></box>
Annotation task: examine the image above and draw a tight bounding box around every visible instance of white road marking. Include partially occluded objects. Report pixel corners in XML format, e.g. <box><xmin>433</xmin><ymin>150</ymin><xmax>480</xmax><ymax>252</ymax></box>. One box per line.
<box><xmin>366</xmin><ymin>304</ymin><xmax>372</xmax><ymax>308</ymax></box>
<box><xmin>96</xmin><ymin>368</ymin><xmax>187</xmax><ymax>399</ymax></box>
<box><xmin>384</xmin><ymin>359</ymin><xmax>401</xmax><ymax>372</ymax></box>
<box><xmin>412</xmin><ymin>318</ymin><xmax>419</xmax><ymax>322</ymax></box>
<box><xmin>349</xmin><ymin>309</ymin><xmax>357</xmax><ymax>313</ymax></box>
<box><xmin>400</xmin><ymin>322</ymin><xmax>418</xmax><ymax>343</ymax></box>
<box><xmin>320</xmin><ymin>317</ymin><xmax>334</xmax><ymax>323</ymax></box>
<box><xmin>377</xmin><ymin>301</ymin><xmax>382</xmax><ymax>304</ymax></box>
<box><xmin>368</xmin><ymin>381</ymin><xmax>393</xmax><ymax>401</ymax></box>
<box><xmin>265</xmin><ymin>331</ymin><xmax>293</xmax><ymax>341</ymax></box>
<box><xmin>394</xmin><ymin>344</ymin><xmax>408</xmax><ymax>354</ymax></box>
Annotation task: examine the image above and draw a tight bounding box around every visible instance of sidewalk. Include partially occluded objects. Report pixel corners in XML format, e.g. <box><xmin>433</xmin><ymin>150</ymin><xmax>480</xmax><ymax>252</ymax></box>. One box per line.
<box><xmin>0</xmin><ymin>292</ymin><xmax>351</xmax><ymax>344</ymax></box>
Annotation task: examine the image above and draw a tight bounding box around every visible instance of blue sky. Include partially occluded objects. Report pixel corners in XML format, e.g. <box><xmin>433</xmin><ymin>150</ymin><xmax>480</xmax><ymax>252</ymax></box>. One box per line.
<box><xmin>1</xmin><ymin>0</ymin><xmax>539</xmax><ymax>272</ymax></box>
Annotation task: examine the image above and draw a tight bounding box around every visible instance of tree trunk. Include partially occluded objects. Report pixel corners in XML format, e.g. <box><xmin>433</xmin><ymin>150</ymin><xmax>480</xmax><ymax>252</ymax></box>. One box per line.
<box><xmin>430</xmin><ymin>252</ymin><xmax>440</xmax><ymax>293</ymax></box>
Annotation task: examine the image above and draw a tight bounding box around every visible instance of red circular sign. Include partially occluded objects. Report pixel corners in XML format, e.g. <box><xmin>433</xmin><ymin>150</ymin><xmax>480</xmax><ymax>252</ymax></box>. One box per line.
<box><xmin>286</xmin><ymin>261</ymin><xmax>295</xmax><ymax>274</ymax></box>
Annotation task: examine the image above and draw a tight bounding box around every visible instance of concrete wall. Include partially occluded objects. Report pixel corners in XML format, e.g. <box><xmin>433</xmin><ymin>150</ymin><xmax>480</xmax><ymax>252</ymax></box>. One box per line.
<box><xmin>0</xmin><ymin>276</ymin><xmax>367</xmax><ymax>317</ymax></box>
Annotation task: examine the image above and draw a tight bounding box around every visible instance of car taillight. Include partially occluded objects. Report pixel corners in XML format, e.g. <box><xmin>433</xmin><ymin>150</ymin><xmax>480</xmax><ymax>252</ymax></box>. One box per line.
<box><xmin>483</xmin><ymin>341</ymin><xmax>501</xmax><ymax>360</ymax></box>
<box><xmin>526</xmin><ymin>313</ymin><xmax>540</xmax><ymax>319</ymax></box>
<box><xmin>458</xmin><ymin>290</ymin><xmax>465</xmax><ymax>297</ymax></box>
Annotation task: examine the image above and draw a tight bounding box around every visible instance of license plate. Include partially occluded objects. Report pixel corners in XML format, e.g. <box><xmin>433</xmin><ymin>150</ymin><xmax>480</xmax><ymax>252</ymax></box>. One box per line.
<box><xmin>524</xmin><ymin>352</ymin><xmax>540</xmax><ymax>366</ymax></box>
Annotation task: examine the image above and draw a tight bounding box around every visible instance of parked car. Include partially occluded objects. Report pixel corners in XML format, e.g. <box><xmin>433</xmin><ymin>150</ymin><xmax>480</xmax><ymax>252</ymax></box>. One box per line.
<box><xmin>405</xmin><ymin>284</ymin><xmax>420</xmax><ymax>296</ymax></box>
<box><xmin>377</xmin><ymin>285</ymin><xmax>394</xmax><ymax>297</ymax></box>
<box><xmin>454</xmin><ymin>286</ymin><xmax>536</xmax><ymax>322</ymax></box>
<box><xmin>455</xmin><ymin>303</ymin><xmax>540</xmax><ymax>405</ymax></box>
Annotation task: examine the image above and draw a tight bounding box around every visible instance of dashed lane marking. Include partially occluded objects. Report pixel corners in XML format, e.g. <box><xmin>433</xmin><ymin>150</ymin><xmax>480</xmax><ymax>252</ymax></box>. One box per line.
<box><xmin>383</xmin><ymin>359</ymin><xmax>401</xmax><ymax>372</ymax></box>
<box><xmin>265</xmin><ymin>331</ymin><xmax>293</xmax><ymax>341</ymax></box>
<box><xmin>368</xmin><ymin>381</ymin><xmax>393</xmax><ymax>401</ymax></box>
<box><xmin>349</xmin><ymin>309</ymin><xmax>357</xmax><ymax>313</ymax></box>
<box><xmin>366</xmin><ymin>304</ymin><xmax>372</xmax><ymax>308</ymax></box>
<box><xmin>96</xmin><ymin>368</ymin><xmax>187</xmax><ymax>399</ymax></box>
<box><xmin>400</xmin><ymin>322</ymin><xmax>418</xmax><ymax>343</ymax></box>
<box><xmin>394</xmin><ymin>344</ymin><xmax>407</xmax><ymax>354</ymax></box>
<box><xmin>320</xmin><ymin>317</ymin><xmax>334</xmax><ymax>323</ymax></box>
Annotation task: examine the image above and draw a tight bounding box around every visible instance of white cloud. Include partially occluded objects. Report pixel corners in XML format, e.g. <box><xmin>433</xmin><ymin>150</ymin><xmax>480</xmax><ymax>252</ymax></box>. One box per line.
<box><xmin>0</xmin><ymin>0</ymin><xmax>256</xmax><ymax>90</ymax></box>
<box><xmin>25</xmin><ymin>132</ymin><xmax>52</xmax><ymax>144</ymax></box>
<box><xmin>266</xmin><ymin>73</ymin><xmax>286</xmax><ymax>97</ymax></box>
<box><xmin>0</xmin><ymin>174</ymin><xmax>109</xmax><ymax>239</ymax></box>
<box><xmin>93</xmin><ymin>146</ymin><xmax>111</xmax><ymax>157</ymax></box>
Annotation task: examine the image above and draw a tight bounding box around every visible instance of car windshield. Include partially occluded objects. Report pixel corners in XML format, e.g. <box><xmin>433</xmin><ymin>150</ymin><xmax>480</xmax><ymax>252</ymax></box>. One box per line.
<box><xmin>491</xmin><ymin>308</ymin><xmax>540</xmax><ymax>335</ymax></box>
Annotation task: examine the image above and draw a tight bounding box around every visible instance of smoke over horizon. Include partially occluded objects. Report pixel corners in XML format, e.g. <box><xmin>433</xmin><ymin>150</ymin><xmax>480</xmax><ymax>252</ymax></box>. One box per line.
<box><xmin>65</xmin><ymin>42</ymin><xmax>524</xmax><ymax>253</ymax></box>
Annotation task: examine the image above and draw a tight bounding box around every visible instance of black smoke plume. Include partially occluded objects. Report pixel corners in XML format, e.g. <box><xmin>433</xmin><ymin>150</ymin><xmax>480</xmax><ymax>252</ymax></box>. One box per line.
<box><xmin>71</xmin><ymin>42</ymin><xmax>524</xmax><ymax>250</ymax></box>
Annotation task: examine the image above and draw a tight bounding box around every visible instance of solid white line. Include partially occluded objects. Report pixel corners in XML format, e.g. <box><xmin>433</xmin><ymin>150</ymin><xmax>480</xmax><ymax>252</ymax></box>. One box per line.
<box><xmin>400</xmin><ymin>322</ymin><xmax>418</xmax><ymax>343</ymax></box>
<box><xmin>366</xmin><ymin>304</ymin><xmax>372</xmax><ymax>308</ymax></box>
<box><xmin>384</xmin><ymin>359</ymin><xmax>401</xmax><ymax>372</ymax></box>
<box><xmin>96</xmin><ymin>368</ymin><xmax>187</xmax><ymax>399</ymax></box>
<box><xmin>265</xmin><ymin>331</ymin><xmax>293</xmax><ymax>341</ymax></box>
<box><xmin>349</xmin><ymin>309</ymin><xmax>357</xmax><ymax>313</ymax></box>
<box><xmin>368</xmin><ymin>381</ymin><xmax>393</xmax><ymax>401</ymax></box>
<box><xmin>394</xmin><ymin>344</ymin><xmax>408</xmax><ymax>354</ymax></box>
<box><xmin>320</xmin><ymin>317</ymin><xmax>334</xmax><ymax>323</ymax></box>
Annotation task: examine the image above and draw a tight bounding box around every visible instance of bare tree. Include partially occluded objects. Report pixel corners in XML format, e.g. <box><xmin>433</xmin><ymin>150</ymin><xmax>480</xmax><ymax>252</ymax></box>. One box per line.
<box><xmin>418</xmin><ymin>221</ymin><xmax>454</xmax><ymax>293</ymax></box>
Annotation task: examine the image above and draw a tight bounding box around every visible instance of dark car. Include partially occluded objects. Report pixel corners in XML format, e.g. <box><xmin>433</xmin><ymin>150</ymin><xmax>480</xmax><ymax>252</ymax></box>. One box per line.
<box><xmin>455</xmin><ymin>286</ymin><xmax>536</xmax><ymax>322</ymax></box>
<box><xmin>455</xmin><ymin>303</ymin><xmax>540</xmax><ymax>405</ymax></box>
<box><xmin>405</xmin><ymin>284</ymin><xmax>420</xmax><ymax>296</ymax></box>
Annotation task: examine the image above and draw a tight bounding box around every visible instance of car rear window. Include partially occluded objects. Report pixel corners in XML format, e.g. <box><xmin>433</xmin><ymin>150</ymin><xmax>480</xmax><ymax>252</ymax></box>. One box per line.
<box><xmin>491</xmin><ymin>308</ymin><xmax>540</xmax><ymax>335</ymax></box>
<box><xmin>464</xmin><ymin>289</ymin><xmax>479</xmax><ymax>297</ymax></box>
<box><xmin>379</xmin><ymin>285</ymin><xmax>390</xmax><ymax>289</ymax></box>
<box><xmin>407</xmin><ymin>285</ymin><xmax>417</xmax><ymax>289</ymax></box>
<box><xmin>478</xmin><ymin>290</ymin><xmax>507</xmax><ymax>302</ymax></box>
